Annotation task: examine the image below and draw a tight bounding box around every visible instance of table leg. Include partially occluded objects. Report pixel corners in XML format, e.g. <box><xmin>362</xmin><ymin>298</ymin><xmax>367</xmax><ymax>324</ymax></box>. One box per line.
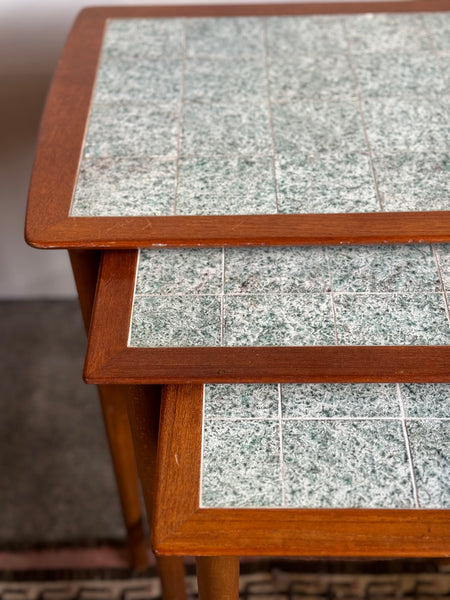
<box><xmin>196</xmin><ymin>557</ymin><xmax>240</xmax><ymax>600</ymax></box>
<box><xmin>127</xmin><ymin>385</ymin><xmax>187</xmax><ymax>600</ymax></box>
<box><xmin>69</xmin><ymin>250</ymin><xmax>148</xmax><ymax>569</ymax></box>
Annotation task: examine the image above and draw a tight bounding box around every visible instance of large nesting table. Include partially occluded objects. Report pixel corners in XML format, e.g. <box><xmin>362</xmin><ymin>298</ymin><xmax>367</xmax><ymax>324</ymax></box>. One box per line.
<box><xmin>25</xmin><ymin>1</ymin><xmax>449</xmax><ymax>594</ymax></box>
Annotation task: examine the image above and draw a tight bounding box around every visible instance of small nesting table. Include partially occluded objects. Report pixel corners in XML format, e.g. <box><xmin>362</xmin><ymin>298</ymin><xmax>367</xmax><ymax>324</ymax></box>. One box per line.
<box><xmin>25</xmin><ymin>0</ymin><xmax>449</xmax><ymax>594</ymax></box>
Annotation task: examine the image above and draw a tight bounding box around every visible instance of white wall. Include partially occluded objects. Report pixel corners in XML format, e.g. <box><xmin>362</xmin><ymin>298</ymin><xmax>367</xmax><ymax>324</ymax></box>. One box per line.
<box><xmin>0</xmin><ymin>0</ymin><xmax>381</xmax><ymax>299</ymax></box>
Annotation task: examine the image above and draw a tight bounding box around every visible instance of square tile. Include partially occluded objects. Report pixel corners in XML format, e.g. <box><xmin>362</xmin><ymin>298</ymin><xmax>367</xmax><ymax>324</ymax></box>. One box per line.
<box><xmin>268</xmin><ymin>54</ymin><xmax>355</xmax><ymax>101</ymax></box>
<box><xmin>184</xmin><ymin>58</ymin><xmax>267</xmax><ymax>104</ymax></box>
<box><xmin>129</xmin><ymin>295</ymin><xmax>221</xmax><ymax>347</ymax></box>
<box><xmin>135</xmin><ymin>248</ymin><xmax>223</xmax><ymax>295</ymax></box>
<box><xmin>224</xmin><ymin>247</ymin><xmax>330</xmax><ymax>294</ymax></box>
<box><xmin>407</xmin><ymin>420</ymin><xmax>450</xmax><ymax>508</ymax></box>
<box><xmin>281</xmin><ymin>383</ymin><xmax>399</xmax><ymax>418</ymax></box>
<box><xmin>283</xmin><ymin>420</ymin><xmax>414</xmax><ymax>508</ymax></box>
<box><xmin>204</xmin><ymin>384</ymin><xmax>279</xmax><ymax>419</ymax></box>
<box><xmin>400</xmin><ymin>384</ymin><xmax>450</xmax><ymax>419</ymax></box>
<box><xmin>333</xmin><ymin>292</ymin><xmax>450</xmax><ymax>346</ymax></box>
<box><xmin>353</xmin><ymin>51</ymin><xmax>446</xmax><ymax>97</ymax></box>
<box><xmin>201</xmin><ymin>420</ymin><xmax>282</xmax><ymax>507</ymax></box>
<box><xmin>374</xmin><ymin>152</ymin><xmax>450</xmax><ymax>212</ymax></box>
<box><xmin>181</xmin><ymin>102</ymin><xmax>271</xmax><ymax>156</ymax></box>
<box><xmin>224</xmin><ymin>294</ymin><xmax>336</xmax><ymax>347</ymax></box>
<box><xmin>266</xmin><ymin>16</ymin><xmax>347</xmax><ymax>57</ymax></box>
<box><xmin>94</xmin><ymin>58</ymin><xmax>183</xmax><ymax>104</ymax></box>
<box><xmin>176</xmin><ymin>156</ymin><xmax>276</xmax><ymax>215</ymax></box>
<box><xmin>272</xmin><ymin>100</ymin><xmax>367</xmax><ymax>154</ymax></box>
<box><xmin>102</xmin><ymin>19</ymin><xmax>185</xmax><ymax>60</ymax></box>
<box><xmin>276</xmin><ymin>153</ymin><xmax>379</xmax><ymax>214</ymax></box>
<box><xmin>424</xmin><ymin>13</ymin><xmax>450</xmax><ymax>53</ymax></box>
<box><xmin>84</xmin><ymin>103</ymin><xmax>179</xmax><ymax>158</ymax></box>
<box><xmin>345</xmin><ymin>13</ymin><xmax>432</xmax><ymax>53</ymax></box>
<box><xmin>71</xmin><ymin>157</ymin><xmax>176</xmax><ymax>216</ymax></box>
<box><xmin>328</xmin><ymin>245</ymin><xmax>441</xmax><ymax>293</ymax></box>
<box><xmin>186</xmin><ymin>18</ymin><xmax>265</xmax><ymax>58</ymax></box>
<box><xmin>363</xmin><ymin>97</ymin><xmax>450</xmax><ymax>153</ymax></box>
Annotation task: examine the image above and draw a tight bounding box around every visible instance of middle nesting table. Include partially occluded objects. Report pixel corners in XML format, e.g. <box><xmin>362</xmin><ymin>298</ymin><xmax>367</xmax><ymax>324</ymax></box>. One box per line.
<box><xmin>85</xmin><ymin>244</ymin><xmax>450</xmax><ymax>384</ymax></box>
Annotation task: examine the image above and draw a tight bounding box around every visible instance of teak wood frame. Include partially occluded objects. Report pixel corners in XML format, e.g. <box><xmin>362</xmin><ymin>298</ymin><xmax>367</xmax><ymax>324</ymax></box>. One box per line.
<box><xmin>85</xmin><ymin>250</ymin><xmax>450</xmax><ymax>384</ymax></box>
<box><xmin>151</xmin><ymin>383</ymin><xmax>450</xmax><ymax>557</ymax></box>
<box><xmin>25</xmin><ymin>1</ymin><xmax>450</xmax><ymax>250</ymax></box>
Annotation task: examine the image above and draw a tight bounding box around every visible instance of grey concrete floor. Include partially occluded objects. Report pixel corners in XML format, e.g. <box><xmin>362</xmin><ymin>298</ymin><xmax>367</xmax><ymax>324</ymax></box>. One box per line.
<box><xmin>0</xmin><ymin>300</ymin><xmax>126</xmax><ymax>547</ymax></box>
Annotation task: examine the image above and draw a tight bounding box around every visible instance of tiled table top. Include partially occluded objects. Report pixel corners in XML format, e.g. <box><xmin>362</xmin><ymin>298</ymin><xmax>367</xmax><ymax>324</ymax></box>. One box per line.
<box><xmin>129</xmin><ymin>244</ymin><xmax>450</xmax><ymax>348</ymax></box>
<box><xmin>71</xmin><ymin>12</ymin><xmax>450</xmax><ymax>218</ymax></box>
<box><xmin>201</xmin><ymin>383</ymin><xmax>450</xmax><ymax>509</ymax></box>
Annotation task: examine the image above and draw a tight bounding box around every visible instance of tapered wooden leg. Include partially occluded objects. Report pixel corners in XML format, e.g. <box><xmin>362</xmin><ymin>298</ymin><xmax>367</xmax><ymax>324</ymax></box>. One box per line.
<box><xmin>196</xmin><ymin>557</ymin><xmax>240</xmax><ymax>600</ymax></box>
<box><xmin>127</xmin><ymin>385</ymin><xmax>186</xmax><ymax>600</ymax></box>
<box><xmin>69</xmin><ymin>250</ymin><xmax>148</xmax><ymax>569</ymax></box>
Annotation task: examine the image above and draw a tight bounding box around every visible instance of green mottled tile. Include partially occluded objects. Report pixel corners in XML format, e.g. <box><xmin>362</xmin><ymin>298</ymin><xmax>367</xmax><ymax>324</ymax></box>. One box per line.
<box><xmin>374</xmin><ymin>152</ymin><xmax>450</xmax><ymax>212</ymax></box>
<box><xmin>437</xmin><ymin>54</ymin><xmax>450</xmax><ymax>90</ymax></box>
<box><xmin>129</xmin><ymin>295</ymin><xmax>221</xmax><ymax>347</ymax></box>
<box><xmin>204</xmin><ymin>384</ymin><xmax>279</xmax><ymax>419</ymax></box>
<box><xmin>407</xmin><ymin>420</ymin><xmax>450</xmax><ymax>508</ymax></box>
<box><xmin>424</xmin><ymin>13</ymin><xmax>450</xmax><ymax>53</ymax></box>
<box><xmin>186</xmin><ymin>18</ymin><xmax>264</xmax><ymax>58</ymax></box>
<box><xmin>224</xmin><ymin>294</ymin><xmax>335</xmax><ymax>347</ymax></box>
<box><xmin>181</xmin><ymin>102</ymin><xmax>271</xmax><ymax>156</ymax></box>
<box><xmin>268</xmin><ymin>54</ymin><xmax>355</xmax><ymax>101</ymax></box>
<box><xmin>267</xmin><ymin>16</ymin><xmax>347</xmax><ymax>57</ymax></box>
<box><xmin>135</xmin><ymin>248</ymin><xmax>222</xmax><ymax>295</ymax></box>
<box><xmin>435</xmin><ymin>245</ymin><xmax>450</xmax><ymax>291</ymax></box>
<box><xmin>94</xmin><ymin>58</ymin><xmax>183</xmax><ymax>104</ymax></box>
<box><xmin>83</xmin><ymin>103</ymin><xmax>178</xmax><ymax>158</ymax></box>
<box><xmin>283</xmin><ymin>420</ymin><xmax>414</xmax><ymax>508</ymax></box>
<box><xmin>334</xmin><ymin>293</ymin><xmax>450</xmax><ymax>345</ymax></box>
<box><xmin>345</xmin><ymin>13</ymin><xmax>432</xmax><ymax>52</ymax></box>
<box><xmin>353</xmin><ymin>52</ymin><xmax>446</xmax><ymax>97</ymax></box>
<box><xmin>102</xmin><ymin>19</ymin><xmax>185</xmax><ymax>60</ymax></box>
<box><xmin>272</xmin><ymin>101</ymin><xmax>366</xmax><ymax>154</ymax></box>
<box><xmin>276</xmin><ymin>153</ymin><xmax>379</xmax><ymax>214</ymax></box>
<box><xmin>224</xmin><ymin>247</ymin><xmax>330</xmax><ymax>294</ymax></box>
<box><xmin>184</xmin><ymin>58</ymin><xmax>267</xmax><ymax>103</ymax></box>
<box><xmin>201</xmin><ymin>420</ymin><xmax>281</xmax><ymax>507</ymax></box>
<box><xmin>71</xmin><ymin>157</ymin><xmax>176</xmax><ymax>216</ymax></box>
<box><xmin>363</xmin><ymin>97</ymin><xmax>450</xmax><ymax>153</ymax></box>
<box><xmin>400</xmin><ymin>384</ymin><xmax>450</xmax><ymax>419</ymax></box>
<box><xmin>282</xmin><ymin>383</ymin><xmax>399</xmax><ymax>418</ymax></box>
<box><xmin>328</xmin><ymin>245</ymin><xmax>441</xmax><ymax>292</ymax></box>
<box><xmin>176</xmin><ymin>157</ymin><xmax>276</xmax><ymax>215</ymax></box>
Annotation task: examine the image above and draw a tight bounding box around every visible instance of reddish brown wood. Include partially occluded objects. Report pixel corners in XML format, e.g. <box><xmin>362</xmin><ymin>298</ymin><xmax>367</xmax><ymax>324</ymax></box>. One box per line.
<box><xmin>151</xmin><ymin>384</ymin><xmax>450</xmax><ymax>557</ymax></box>
<box><xmin>127</xmin><ymin>385</ymin><xmax>187</xmax><ymax>600</ymax></box>
<box><xmin>196</xmin><ymin>557</ymin><xmax>240</xmax><ymax>600</ymax></box>
<box><xmin>84</xmin><ymin>250</ymin><xmax>450</xmax><ymax>384</ymax></box>
<box><xmin>25</xmin><ymin>2</ymin><xmax>450</xmax><ymax>249</ymax></box>
<box><xmin>69</xmin><ymin>250</ymin><xmax>148</xmax><ymax>570</ymax></box>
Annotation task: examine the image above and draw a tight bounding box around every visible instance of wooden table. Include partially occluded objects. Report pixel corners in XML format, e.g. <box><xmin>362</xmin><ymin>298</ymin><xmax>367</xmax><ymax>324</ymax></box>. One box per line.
<box><xmin>25</xmin><ymin>0</ymin><xmax>449</xmax><ymax>594</ymax></box>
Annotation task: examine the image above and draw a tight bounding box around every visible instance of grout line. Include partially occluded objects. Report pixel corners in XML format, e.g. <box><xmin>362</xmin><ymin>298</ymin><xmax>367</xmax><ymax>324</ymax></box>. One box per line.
<box><xmin>342</xmin><ymin>18</ymin><xmax>384</xmax><ymax>212</ymax></box>
<box><xmin>220</xmin><ymin>248</ymin><xmax>225</xmax><ymax>346</ymax></box>
<box><xmin>397</xmin><ymin>384</ymin><xmax>421</xmax><ymax>508</ymax></box>
<box><xmin>205</xmin><ymin>416</ymin><xmax>410</xmax><ymax>422</ymax></box>
<box><xmin>325</xmin><ymin>247</ymin><xmax>340</xmax><ymax>345</ymax></box>
<box><xmin>198</xmin><ymin>384</ymin><xmax>206</xmax><ymax>508</ymax></box>
<box><xmin>126</xmin><ymin>249</ymin><xmax>141</xmax><ymax>347</ymax></box>
<box><xmin>133</xmin><ymin>290</ymin><xmax>447</xmax><ymax>298</ymax></box>
<box><xmin>173</xmin><ymin>20</ymin><xmax>188</xmax><ymax>216</ymax></box>
<box><xmin>263</xmin><ymin>20</ymin><xmax>280</xmax><ymax>214</ymax></box>
<box><xmin>278</xmin><ymin>384</ymin><xmax>287</xmax><ymax>507</ymax></box>
<box><xmin>432</xmin><ymin>245</ymin><xmax>450</xmax><ymax>330</ymax></box>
